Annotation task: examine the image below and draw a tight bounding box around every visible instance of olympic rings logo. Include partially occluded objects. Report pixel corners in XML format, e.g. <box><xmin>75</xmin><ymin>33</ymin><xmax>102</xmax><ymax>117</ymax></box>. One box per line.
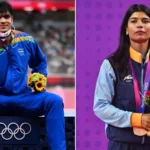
<box><xmin>0</xmin><ymin>122</ymin><xmax>32</xmax><ymax>140</ymax></box>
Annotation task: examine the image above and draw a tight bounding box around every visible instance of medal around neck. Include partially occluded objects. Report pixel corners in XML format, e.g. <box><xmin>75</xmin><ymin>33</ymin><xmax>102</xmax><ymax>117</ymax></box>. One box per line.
<box><xmin>133</xmin><ymin>127</ymin><xmax>147</xmax><ymax>136</ymax></box>
<box><xmin>133</xmin><ymin>91</ymin><xmax>150</xmax><ymax>137</ymax></box>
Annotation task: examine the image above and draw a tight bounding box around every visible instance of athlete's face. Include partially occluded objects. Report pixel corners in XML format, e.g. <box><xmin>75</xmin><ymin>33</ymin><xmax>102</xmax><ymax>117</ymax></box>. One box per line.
<box><xmin>126</xmin><ymin>12</ymin><xmax>150</xmax><ymax>43</ymax></box>
<box><xmin>0</xmin><ymin>11</ymin><xmax>13</xmax><ymax>33</ymax></box>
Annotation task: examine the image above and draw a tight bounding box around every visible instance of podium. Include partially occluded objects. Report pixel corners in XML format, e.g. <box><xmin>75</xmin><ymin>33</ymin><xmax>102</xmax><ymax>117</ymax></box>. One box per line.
<box><xmin>0</xmin><ymin>116</ymin><xmax>75</xmax><ymax>150</ymax></box>
<box><xmin>0</xmin><ymin>116</ymin><xmax>40</xmax><ymax>145</ymax></box>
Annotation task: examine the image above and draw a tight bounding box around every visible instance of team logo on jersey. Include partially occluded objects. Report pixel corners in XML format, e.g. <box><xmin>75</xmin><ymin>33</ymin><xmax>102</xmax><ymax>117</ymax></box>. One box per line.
<box><xmin>18</xmin><ymin>48</ymin><xmax>24</xmax><ymax>56</ymax></box>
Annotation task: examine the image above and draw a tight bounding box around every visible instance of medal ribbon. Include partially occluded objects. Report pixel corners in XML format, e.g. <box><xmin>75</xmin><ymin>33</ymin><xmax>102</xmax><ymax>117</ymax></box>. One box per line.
<box><xmin>129</xmin><ymin>58</ymin><xmax>150</xmax><ymax>113</ymax></box>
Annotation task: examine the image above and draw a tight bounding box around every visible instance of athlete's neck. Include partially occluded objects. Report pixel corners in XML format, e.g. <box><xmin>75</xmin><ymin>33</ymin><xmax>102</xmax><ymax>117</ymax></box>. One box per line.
<box><xmin>130</xmin><ymin>40</ymin><xmax>149</xmax><ymax>57</ymax></box>
<box><xmin>0</xmin><ymin>34</ymin><xmax>11</xmax><ymax>46</ymax></box>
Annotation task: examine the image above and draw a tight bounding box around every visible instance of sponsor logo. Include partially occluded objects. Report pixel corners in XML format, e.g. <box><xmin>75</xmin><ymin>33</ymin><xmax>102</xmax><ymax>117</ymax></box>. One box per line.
<box><xmin>123</xmin><ymin>75</ymin><xmax>133</xmax><ymax>82</ymax></box>
<box><xmin>18</xmin><ymin>48</ymin><xmax>24</xmax><ymax>56</ymax></box>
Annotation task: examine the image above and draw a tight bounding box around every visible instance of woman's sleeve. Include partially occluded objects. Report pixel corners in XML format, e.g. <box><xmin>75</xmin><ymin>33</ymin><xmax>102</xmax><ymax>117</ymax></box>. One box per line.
<box><xmin>93</xmin><ymin>59</ymin><xmax>132</xmax><ymax>128</ymax></box>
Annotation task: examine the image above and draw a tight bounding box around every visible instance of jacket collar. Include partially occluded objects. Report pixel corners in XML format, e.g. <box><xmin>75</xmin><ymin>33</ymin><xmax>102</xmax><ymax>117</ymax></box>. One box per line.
<box><xmin>130</xmin><ymin>46</ymin><xmax>150</xmax><ymax>64</ymax></box>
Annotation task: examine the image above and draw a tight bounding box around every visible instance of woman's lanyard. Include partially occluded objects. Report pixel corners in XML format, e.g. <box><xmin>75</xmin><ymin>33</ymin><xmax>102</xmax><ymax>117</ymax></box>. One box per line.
<box><xmin>129</xmin><ymin>58</ymin><xmax>150</xmax><ymax>113</ymax></box>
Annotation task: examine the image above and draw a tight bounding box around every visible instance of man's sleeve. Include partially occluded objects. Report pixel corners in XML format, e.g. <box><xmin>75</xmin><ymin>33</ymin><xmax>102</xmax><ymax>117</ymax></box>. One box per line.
<box><xmin>28</xmin><ymin>39</ymin><xmax>47</xmax><ymax>77</ymax></box>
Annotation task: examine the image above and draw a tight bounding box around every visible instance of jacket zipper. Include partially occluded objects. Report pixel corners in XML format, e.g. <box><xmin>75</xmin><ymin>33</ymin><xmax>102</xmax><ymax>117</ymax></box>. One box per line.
<box><xmin>141</xmin><ymin>57</ymin><xmax>146</xmax><ymax>144</ymax></box>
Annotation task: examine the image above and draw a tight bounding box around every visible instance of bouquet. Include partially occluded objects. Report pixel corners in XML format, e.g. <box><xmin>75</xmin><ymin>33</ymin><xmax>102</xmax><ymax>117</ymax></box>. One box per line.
<box><xmin>144</xmin><ymin>91</ymin><xmax>150</xmax><ymax>106</ymax></box>
<box><xmin>27</xmin><ymin>73</ymin><xmax>47</xmax><ymax>92</ymax></box>
<box><xmin>144</xmin><ymin>91</ymin><xmax>150</xmax><ymax>136</ymax></box>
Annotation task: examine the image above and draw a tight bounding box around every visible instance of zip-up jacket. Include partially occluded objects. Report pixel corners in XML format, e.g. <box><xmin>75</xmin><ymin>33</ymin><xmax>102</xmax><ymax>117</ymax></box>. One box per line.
<box><xmin>0</xmin><ymin>30</ymin><xmax>47</xmax><ymax>95</ymax></box>
<box><xmin>94</xmin><ymin>47</ymin><xmax>150</xmax><ymax>144</ymax></box>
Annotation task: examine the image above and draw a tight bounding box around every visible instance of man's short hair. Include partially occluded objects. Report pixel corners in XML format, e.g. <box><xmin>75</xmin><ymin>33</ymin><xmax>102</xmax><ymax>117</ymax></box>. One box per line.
<box><xmin>0</xmin><ymin>1</ymin><xmax>13</xmax><ymax>16</ymax></box>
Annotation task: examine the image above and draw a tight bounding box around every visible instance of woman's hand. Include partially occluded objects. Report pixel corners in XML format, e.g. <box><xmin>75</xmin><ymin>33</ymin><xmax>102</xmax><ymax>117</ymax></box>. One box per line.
<box><xmin>141</xmin><ymin>114</ymin><xmax>150</xmax><ymax>131</ymax></box>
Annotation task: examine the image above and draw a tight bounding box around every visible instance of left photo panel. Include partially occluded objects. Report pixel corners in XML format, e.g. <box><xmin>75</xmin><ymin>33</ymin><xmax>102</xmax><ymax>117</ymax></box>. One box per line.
<box><xmin>0</xmin><ymin>1</ymin><xmax>75</xmax><ymax>150</ymax></box>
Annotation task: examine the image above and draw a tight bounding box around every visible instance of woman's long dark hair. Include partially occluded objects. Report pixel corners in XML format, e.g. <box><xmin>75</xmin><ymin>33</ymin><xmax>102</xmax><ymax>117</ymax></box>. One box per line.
<box><xmin>112</xmin><ymin>4</ymin><xmax>150</xmax><ymax>78</ymax></box>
